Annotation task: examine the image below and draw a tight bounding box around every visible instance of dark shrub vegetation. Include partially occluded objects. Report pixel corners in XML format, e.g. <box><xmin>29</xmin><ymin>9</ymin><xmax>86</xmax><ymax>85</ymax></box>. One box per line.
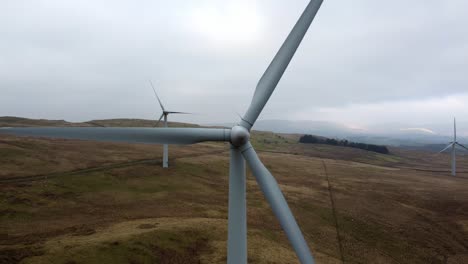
<box><xmin>299</xmin><ymin>135</ymin><xmax>389</xmax><ymax>154</ymax></box>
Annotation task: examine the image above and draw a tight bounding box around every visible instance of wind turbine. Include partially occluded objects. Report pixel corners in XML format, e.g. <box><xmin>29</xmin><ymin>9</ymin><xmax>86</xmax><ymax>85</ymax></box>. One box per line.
<box><xmin>0</xmin><ymin>1</ymin><xmax>324</xmax><ymax>263</ymax></box>
<box><xmin>439</xmin><ymin>118</ymin><xmax>468</xmax><ymax>176</ymax></box>
<box><xmin>149</xmin><ymin>81</ymin><xmax>189</xmax><ymax>168</ymax></box>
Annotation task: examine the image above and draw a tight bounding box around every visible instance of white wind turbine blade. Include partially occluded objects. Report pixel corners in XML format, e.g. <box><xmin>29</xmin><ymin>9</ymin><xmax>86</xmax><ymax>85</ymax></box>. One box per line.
<box><xmin>149</xmin><ymin>80</ymin><xmax>165</xmax><ymax>111</ymax></box>
<box><xmin>454</xmin><ymin>117</ymin><xmax>457</xmax><ymax>142</ymax></box>
<box><xmin>455</xmin><ymin>142</ymin><xmax>468</xmax><ymax>151</ymax></box>
<box><xmin>439</xmin><ymin>143</ymin><xmax>454</xmax><ymax>153</ymax></box>
<box><xmin>165</xmin><ymin>111</ymin><xmax>191</xmax><ymax>114</ymax></box>
<box><xmin>155</xmin><ymin>113</ymin><xmax>164</xmax><ymax>127</ymax></box>
<box><xmin>240</xmin><ymin>142</ymin><xmax>314</xmax><ymax>264</ymax></box>
<box><xmin>241</xmin><ymin>0</ymin><xmax>323</xmax><ymax>130</ymax></box>
<box><xmin>0</xmin><ymin>127</ymin><xmax>230</xmax><ymax>145</ymax></box>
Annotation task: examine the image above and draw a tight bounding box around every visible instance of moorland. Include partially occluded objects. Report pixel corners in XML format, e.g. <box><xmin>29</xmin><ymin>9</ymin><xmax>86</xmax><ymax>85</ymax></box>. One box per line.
<box><xmin>1</xmin><ymin>117</ymin><xmax>468</xmax><ymax>264</ymax></box>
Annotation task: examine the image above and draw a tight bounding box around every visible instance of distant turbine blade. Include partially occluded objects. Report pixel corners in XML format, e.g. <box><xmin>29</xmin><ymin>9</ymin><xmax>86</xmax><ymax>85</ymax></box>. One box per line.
<box><xmin>0</xmin><ymin>127</ymin><xmax>230</xmax><ymax>145</ymax></box>
<box><xmin>455</xmin><ymin>142</ymin><xmax>468</xmax><ymax>151</ymax></box>
<box><xmin>439</xmin><ymin>143</ymin><xmax>454</xmax><ymax>153</ymax></box>
<box><xmin>149</xmin><ymin>80</ymin><xmax>165</xmax><ymax>111</ymax></box>
<box><xmin>155</xmin><ymin>113</ymin><xmax>164</xmax><ymax>127</ymax></box>
<box><xmin>241</xmin><ymin>0</ymin><xmax>323</xmax><ymax>130</ymax></box>
<box><xmin>454</xmin><ymin>117</ymin><xmax>457</xmax><ymax>142</ymax></box>
<box><xmin>240</xmin><ymin>142</ymin><xmax>315</xmax><ymax>264</ymax></box>
<box><xmin>165</xmin><ymin>111</ymin><xmax>191</xmax><ymax>114</ymax></box>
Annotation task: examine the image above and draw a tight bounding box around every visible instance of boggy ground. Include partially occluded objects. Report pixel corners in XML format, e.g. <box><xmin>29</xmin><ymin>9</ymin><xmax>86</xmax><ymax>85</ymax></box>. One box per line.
<box><xmin>1</xmin><ymin>130</ymin><xmax>468</xmax><ymax>264</ymax></box>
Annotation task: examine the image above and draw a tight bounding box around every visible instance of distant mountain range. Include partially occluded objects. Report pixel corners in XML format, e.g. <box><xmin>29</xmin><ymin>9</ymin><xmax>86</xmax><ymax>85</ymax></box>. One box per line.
<box><xmin>248</xmin><ymin>119</ymin><xmax>468</xmax><ymax>149</ymax></box>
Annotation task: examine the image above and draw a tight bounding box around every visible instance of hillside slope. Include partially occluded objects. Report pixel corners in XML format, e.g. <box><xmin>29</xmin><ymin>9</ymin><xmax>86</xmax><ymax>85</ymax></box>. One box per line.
<box><xmin>0</xmin><ymin>116</ymin><xmax>199</xmax><ymax>128</ymax></box>
<box><xmin>1</xmin><ymin>118</ymin><xmax>468</xmax><ymax>263</ymax></box>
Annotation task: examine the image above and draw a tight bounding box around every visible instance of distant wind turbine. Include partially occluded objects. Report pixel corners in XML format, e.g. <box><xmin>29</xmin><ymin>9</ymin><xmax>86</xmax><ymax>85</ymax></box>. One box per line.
<box><xmin>149</xmin><ymin>81</ymin><xmax>190</xmax><ymax>168</ymax></box>
<box><xmin>439</xmin><ymin>118</ymin><xmax>468</xmax><ymax>176</ymax></box>
<box><xmin>0</xmin><ymin>1</ymin><xmax>324</xmax><ymax>262</ymax></box>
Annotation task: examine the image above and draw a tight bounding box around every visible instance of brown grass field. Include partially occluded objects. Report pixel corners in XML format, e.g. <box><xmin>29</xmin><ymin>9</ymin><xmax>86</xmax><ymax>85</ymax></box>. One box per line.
<box><xmin>1</xmin><ymin>119</ymin><xmax>468</xmax><ymax>263</ymax></box>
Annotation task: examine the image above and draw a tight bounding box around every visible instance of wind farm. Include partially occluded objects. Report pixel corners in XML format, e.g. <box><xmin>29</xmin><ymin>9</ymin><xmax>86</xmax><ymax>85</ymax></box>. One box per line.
<box><xmin>1</xmin><ymin>0</ymin><xmax>468</xmax><ymax>264</ymax></box>
<box><xmin>1</xmin><ymin>117</ymin><xmax>468</xmax><ymax>263</ymax></box>
<box><xmin>2</xmin><ymin>0</ymin><xmax>325</xmax><ymax>262</ymax></box>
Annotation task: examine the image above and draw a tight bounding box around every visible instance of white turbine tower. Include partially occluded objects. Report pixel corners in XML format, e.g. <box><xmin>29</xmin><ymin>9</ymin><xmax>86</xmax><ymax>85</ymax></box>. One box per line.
<box><xmin>439</xmin><ymin>118</ymin><xmax>468</xmax><ymax>176</ymax></box>
<box><xmin>0</xmin><ymin>1</ymin><xmax>324</xmax><ymax>263</ymax></box>
<box><xmin>149</xmin><ymin>81</ymin><xmax>189</xmax><ymax>168</ymax></box>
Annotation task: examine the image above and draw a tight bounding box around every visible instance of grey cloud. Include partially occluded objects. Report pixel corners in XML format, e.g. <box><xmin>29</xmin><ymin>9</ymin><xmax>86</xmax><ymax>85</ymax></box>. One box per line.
<box><xmin>0</xmin><ymin>0</ymin><xmax>467</xmax><ymax>125</ymax></box>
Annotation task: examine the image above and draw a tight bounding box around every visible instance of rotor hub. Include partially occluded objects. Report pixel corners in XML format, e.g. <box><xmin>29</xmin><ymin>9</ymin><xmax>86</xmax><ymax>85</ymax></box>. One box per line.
<box><xmin>230</xmin><ymin>125</ymin><xmax>250</xmax><ymax>147</ymax></box>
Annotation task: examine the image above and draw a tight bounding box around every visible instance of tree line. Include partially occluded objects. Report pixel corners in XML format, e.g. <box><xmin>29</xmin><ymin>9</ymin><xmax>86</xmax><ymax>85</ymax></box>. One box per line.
<box><xmin>299</xmin><ymin>135</ymin><xmax>390</xmax><ymax>154</ymax></box>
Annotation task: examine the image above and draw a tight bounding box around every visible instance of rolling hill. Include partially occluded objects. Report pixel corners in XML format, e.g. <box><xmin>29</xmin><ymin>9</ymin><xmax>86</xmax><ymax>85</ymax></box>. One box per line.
<box><xmin>0</xmin><ymin>116</ymin><xmax>199</xmax><ymax>128</ymax></box>
<box><xmin>1</xmin><ymin>117</ymin><xmax>468</xmax><ymax>263</ymax></box>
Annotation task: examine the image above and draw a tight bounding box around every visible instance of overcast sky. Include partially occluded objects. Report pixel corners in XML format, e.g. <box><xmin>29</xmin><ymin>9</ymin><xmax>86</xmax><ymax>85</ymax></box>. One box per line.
<box><xmin>1</xmin><ymin>0</ymin><xmax>467</xmax><ymax>134</ymax></box>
